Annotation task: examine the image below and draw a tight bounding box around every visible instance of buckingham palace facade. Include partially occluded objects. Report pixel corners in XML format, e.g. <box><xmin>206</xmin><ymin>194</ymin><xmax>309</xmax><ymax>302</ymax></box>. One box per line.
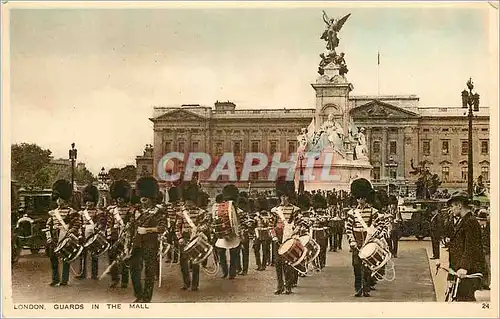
<box><xmin>143</xmin><ymin>96</ymin><xmax>490</xmax><ymax>193</ymax></box>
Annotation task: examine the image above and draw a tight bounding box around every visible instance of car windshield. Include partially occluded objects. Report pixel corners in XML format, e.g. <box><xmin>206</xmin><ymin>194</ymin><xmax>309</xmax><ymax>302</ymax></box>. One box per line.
<box><xmin>25</xmin><ymin>195</ymin><xmax>52</xmax><ymax>214</ymax></box>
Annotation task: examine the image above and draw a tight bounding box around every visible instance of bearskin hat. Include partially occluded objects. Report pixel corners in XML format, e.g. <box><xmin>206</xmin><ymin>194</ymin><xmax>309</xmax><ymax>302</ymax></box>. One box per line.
<box><xmin>168</xmin><ymin>186</ymin><xmax>180</xmax><ymax>203</ymax></box>
<box><xmin>239</xmin><ymin>191</ymin><xmax>248</xmax><ymax>198</ymax></box>
<box><xmin>238</xmin><ymin>195</ymin><xmax>250</xmax><ymax>212</ymax></box>
<box><xmin>82</xmin><ymin>184</ymin><xmax>99</xmax><ymax>203</ymax></box>
<box><xmin>130</xmin><ymin>190</ymin><xmax>140</xmax><ymax>206</ymax></box>
<box><xmin>52</xmin><ymin>179</ymin><xmax>73</xmax><ymax>201</ymax></box>
<box><xmin>110</xmin><ymin>180</ymin><xmax>131</xmax><ymax>202</ymax></box>
<box><xmin>222</xmin><ymin>184</ymin><xmax>239</xmax><ymax>202</ymax></box>
<box><xmin>181</xmin><ymin>181</ymin><xmax>199</xmax><ymax>202</ymax></box>
<box><xmin>388</xmin><ymin>195</ymin><xmax>398</xmax><ymax>205</ymax></box>
<box><xmin>350</xmin><ymin>178</ymin><xmax>374</xmax><ymax>200</ymax></box>
<box><xmin>136</xmin><ymin>176</ymin><xmax>160</xmax><ymax>199</ymax></box>
<box><xmin>297</xmin><ymin>193</ymin><xmax>311</xmax><ymax>210</ymax></box>
<box><xmin>215</xmin><ymin>194</ymin><xmax>224</xmax><ymax>203</ymax></box>
<box><xmin>313</xmin><ymin>192</ymin><xmax>327</xmax><ymax>209</ymax></box>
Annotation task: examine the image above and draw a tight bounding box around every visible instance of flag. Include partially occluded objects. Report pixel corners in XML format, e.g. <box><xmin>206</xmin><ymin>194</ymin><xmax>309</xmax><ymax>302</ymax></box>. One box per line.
<box><xmin>377</xmin><ymin>51</ymin><xmax>380</xmax><ymax>65</ymax></box>
<box><xmin>306</xmin><ymin>118</ymin><xmax>315</xmax><ymax>139</ymax></box>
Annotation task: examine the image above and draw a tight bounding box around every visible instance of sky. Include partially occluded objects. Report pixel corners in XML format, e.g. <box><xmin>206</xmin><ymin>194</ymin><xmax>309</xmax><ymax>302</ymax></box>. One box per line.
<box><xmin>9</xmin><ymin>3</ymin><xmax>494</xmax><ymax>175</ymax></box>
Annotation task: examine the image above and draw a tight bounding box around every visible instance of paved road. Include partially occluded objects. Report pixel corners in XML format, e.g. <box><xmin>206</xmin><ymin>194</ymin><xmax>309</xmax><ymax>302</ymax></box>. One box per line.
<box><xmin>12</xmin><ymin>238</ymin><xmax>439</xmax><ymax>303</ymax></box>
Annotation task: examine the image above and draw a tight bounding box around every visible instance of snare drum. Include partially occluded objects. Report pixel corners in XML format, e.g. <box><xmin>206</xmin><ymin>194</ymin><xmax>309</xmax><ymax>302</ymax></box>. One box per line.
<box><xmin>255</xmin><ymin>227</ymin><xmax>272</xmax><ymax>241</ymax></box>
<box><xmin>358</xmin><ymin>241</ymin><xmax>391</xmax><ymax>272</ymax></box>
<box><xmin>83</xmin><ymin>232</ymin><xmax>110</xmax><ymax>257</ymax></box>
<box><xmin>278</xmin><ymin>238</ymin><xmax>306</xmax><ymax>267</ymax></box>
<box><xmin>183</xmin><ymin>234</ymin><xmax>213</xmax><ymax>264</ymax></box>
<box><xmin>298</xmin><ymin>235</ymin><xmax>320</xmax><ymax>262</ymax></box>
<box><xmin>54</xmin><ymin>233</ymin><xmax>84</xmax><ymax>263</ymax></box>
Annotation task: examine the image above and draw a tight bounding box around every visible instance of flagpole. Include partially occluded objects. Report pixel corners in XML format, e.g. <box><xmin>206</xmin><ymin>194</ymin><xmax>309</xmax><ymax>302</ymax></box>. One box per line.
<box><xmin>377</xmin><ymin>50</ymin><xmax>380</xmax><ymax>96</ymax></box>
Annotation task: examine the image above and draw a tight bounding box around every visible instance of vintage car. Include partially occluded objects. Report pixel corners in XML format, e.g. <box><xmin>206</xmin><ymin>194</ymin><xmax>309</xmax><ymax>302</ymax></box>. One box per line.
<box><xmin>398</xmin><ymin>199</ymin><xmax>448</xmax><ymax>240</ymax></box>
<box><xmin>15</xmin><ymin>188</ymin><xmax>54</xmax><ymax>254</ymax></box>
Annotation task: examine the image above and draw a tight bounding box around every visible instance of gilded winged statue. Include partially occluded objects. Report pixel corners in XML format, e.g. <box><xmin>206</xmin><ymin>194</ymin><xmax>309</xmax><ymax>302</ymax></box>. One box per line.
<box><xmin>320</xmin><ymin>11</ymin><xmax>351</xmax><ymax>52</ymax></box>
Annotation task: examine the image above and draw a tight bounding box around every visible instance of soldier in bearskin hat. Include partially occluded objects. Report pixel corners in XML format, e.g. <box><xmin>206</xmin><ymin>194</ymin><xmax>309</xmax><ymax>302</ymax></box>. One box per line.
<box><xmin>106</xmin><ymin>180</ymin><xmax>135</xmax><ymax>288</ymax></box>
<box><xmin>164</xmin><ymin>186</ymin><xmax>181</xmax><ymax>264</ymax></box>
<box><xmin>387</xmin><ymin>194</ymin><xmax>402</xmax><ymax>258</ymax></box>
<box><xmin>345</xmin><ymin>178</ymin><xmax>383</xmax><ymax>297</ymax></box>
<box><xmin>175</xmin><ymin>181</ymin><xmax>211</xmax><ymax>291</ymax></box>
<box><xmin>129</xmin><ymin>176</ymin><xmax>167</xmax><ymax>303</ymax></box>
<box><xmin>213</xmin><ymin>184</ymin><xmax>243</xmax><ymax>279</ymax></box>
<box><xmin>45</xmin><ymin>179</ymin><xmax>82</xmax><ymax>287</ymax></box>
<box><xmin>270</xmin><ymin>179</ymin><xmax>300</xmax><ymax>295</ymax></box>
<box><xmin>252</xmin><ymin>196</ymin><xmax>271</xmax><ymax>271</ymax></box>
<box><xmin>75</xmin><ymin>183</ymin><xmax>107</xmax><ymax>280</ymax></box>
<box><xmin>236</xmin><ymin>192</ymin><xmax>252</xmax><ymax>276</ymax></box>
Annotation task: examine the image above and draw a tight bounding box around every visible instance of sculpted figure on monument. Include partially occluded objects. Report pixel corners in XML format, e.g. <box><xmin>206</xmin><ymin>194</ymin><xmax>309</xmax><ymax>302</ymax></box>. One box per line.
<box><xmin>354</xmin><ymin>127</ymin><xmax>369</xmax><ymax>161</ymax></box>
<box><xmin>297</xmin><ymin>128</ymin><xmax>310</xmax><ymax>153</ymax></box>
<box><xmin>321</xmin><ymin>113</ymin><xmax>345</xmax><ymax>157</ymax></box>
<box><xmin>320</xmin><ymin>11</ymin><xmax>351</xmax><ymax>52</ymax></box>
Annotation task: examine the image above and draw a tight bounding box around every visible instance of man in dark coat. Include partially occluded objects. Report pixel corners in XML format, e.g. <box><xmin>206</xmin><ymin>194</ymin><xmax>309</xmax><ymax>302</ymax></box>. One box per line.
<box><xmin>447</xmin><ymin>191</ymin><xmax>485</xmax><ymax>301</ymax></box>
<box><xmin>429</xmin><ymin>205</ymin><xmax>444</xmax><ymax>260</ymax></box>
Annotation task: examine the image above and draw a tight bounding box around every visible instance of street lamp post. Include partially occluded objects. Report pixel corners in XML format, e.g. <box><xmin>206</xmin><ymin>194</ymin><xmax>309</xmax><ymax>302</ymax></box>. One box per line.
<box><xmin>69</xmin><ymin>143</ymin><xmax>77</xmax><ymax>191</ymax></box>
<box><xmin>461</xmin><ymin>78</ymin><xmax>480</xmax><ymax>200</ymax></box>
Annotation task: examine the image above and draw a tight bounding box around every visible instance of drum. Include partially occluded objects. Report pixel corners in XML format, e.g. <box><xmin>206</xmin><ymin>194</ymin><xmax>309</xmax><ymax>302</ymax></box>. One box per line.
<box><xmin>183</xmin><ymin>234</ymin><xmax>213</xmax><ymax>264</ymax></box>
<box><xmin>213</xmin><ymin>202</ymin><xmax>233</xmax><ymax>238</ymax></box>
<box><xmin>83</xmin><ymin>232</ymin><xmax>110</xmax><ymax>257</ymax></box>
<box><xmin>278</xmin><ymin>238</ymin><xmax>306</xmax><ymax>267</ymax></box>
<box><xmin>54</xmin><ymin>233</ymin><xmax>84</xmax><ymax>263</ymax></box>
<box><xmin>358</xmin><ymin>241</ymin><xmax>391</xmax><ymax>272</ymax></box>
<box><xmin>312</xmin><ymin>227</ymin><xmax>328</xmax><ymax>241</ymax></box>
<box><xmin>299</xmin><ymin>235</ymin><xmax>320</xmax><ymax>262</ymax></box>
<box><xmin>255</xmin><ymin>227</ymin><xmax>272</xmax><ymax>241</ymax></box>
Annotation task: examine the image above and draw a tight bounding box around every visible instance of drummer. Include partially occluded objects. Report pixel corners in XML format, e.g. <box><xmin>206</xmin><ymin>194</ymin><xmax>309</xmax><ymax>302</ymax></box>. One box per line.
<box><xmin>253</xmin><ymin>199</ymin><xmax>271</xmax><ymax>271</ymax></box>
<box><xmin>76</xmin><ymin>184</ymin><xmax>107</xmax><ymax>280</ymax></box>
<box><xmin>270</xmin><ymin>181</ymin><xmax>300</xmax><ymax>295</ymax></box>
<box><xmin>45</xmin><ymin>179</ymin><xmax>82</xmax><ymax>287</ymax></box>
<box><xmin>175</xmin><ymin>182</ymin><xmax>210</xmax><ymax>291</ymax></box>
<box><xmin>345</xmin><ymin>178</ymin><xmax>383</xmax><ymax>297</ymax></box>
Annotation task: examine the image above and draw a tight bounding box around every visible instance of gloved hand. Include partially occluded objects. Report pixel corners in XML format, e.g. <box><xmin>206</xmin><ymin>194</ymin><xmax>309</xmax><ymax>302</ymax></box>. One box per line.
<box><xmin>349</xmin><ymin>241</ymin><xmax>357</xmax><ymax>248</ymax></box>
<box><xmin>456</xmin><ymin>268</ymin><xmax>468</xmax><ymax>278</ymax></box>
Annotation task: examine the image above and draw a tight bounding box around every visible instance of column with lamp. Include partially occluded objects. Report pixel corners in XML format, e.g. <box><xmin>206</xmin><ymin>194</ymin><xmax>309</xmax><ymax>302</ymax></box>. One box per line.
<box><xmin>461</xmin><ymin>78</ymin><xmax>480</xmax><ymax>200</ymax></box>
<box><xmin>97</xmin><ymin>167</ymin><xmax>110</xmax><ymax>208</ymax></box>
<box><xmin>69</xmin><ymin>143</ymin><xmax>77</xmax><ymax>191</ymax></box>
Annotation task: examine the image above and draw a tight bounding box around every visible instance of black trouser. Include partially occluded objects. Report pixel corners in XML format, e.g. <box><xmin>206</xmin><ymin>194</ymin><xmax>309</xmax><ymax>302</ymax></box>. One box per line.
<box><xmin>273</xmin><ymin>241</ymin><xmax>293</xmax><ymax>290</ymax></box>
<box><xmin>108</xmin><ymin>241</ymin><xmax>130</xmax><ymax>285</ymax></box>
<box><xmin>180</xmin><ymin>250</ymin><xmax>200</xmax><ymax>289</ymax></box>
<box><xmin>315</xmin><ymin>237</ymin><xmax>327</xmax><ymax>268</ymax></box>
<box><xmin>49</xmin><ymin>250</ymin><xmax>70</xmax><ymax>284</ymax></box>
<box><xmin>388</xmin><ymin>230</ymin><xmax>400</xmax><ymax>256</ymax></box>
<box><xmin>130</xmin><ymin>245</ymin><xmax>157</xmax><ymax>302</ymax></box>
<box><xmin>430</xmin><ymin>234</ymin><xmax>441</xmax><ymax>259</ymax></box>
<box><xmin>237</xmin><ymin>239</ymin><xmax>249</xmax><ymax>273</ymax></box>
<box><xmin>217</xmin><ymin>246</ymin><xmax>240</xmax><ymax>278</ymax></box>
<box><xmin>253</xmin><ymin>239</ymin><xmax>270</xmax><ymax>269</ymax></box>
<box><xmin>352</xmin><ymin>248</ymin><xmax>371</xmax><ymax>294</ymax></box>
<box><xmin>269</xmin><ymin>241</ymin><xmax>275</xmax><ymax>265</ymax></box>
<box><xmin>79</xmin><ymin>249</ymin><xmax>99</xmax><ymax>279</ymax></box>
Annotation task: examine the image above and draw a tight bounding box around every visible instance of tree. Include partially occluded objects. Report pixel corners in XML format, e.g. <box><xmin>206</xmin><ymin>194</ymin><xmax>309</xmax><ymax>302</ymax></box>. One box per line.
<box><xmin>120</xmin><ymin>165</ymin><xmax>137</xmax><ymax>182</ymax></box>
<box><xmin>74</xmin><ymin>166</ymin><xmax>96</xmax><ymax>185</ymax></box>
<box><xmin>11</xmin><ymin>143</ymin><xmax>52</xmax><ymax>187</ymax></box>
<box><xmin>108</xmin><ymin>168</ymin><xmax>122</xmax><ymax>181</ymax></box>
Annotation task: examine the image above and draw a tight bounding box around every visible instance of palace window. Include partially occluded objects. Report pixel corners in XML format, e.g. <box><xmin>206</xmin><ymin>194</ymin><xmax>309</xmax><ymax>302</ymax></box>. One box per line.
<box><xmin>423</xmin><ymin>128</ymin><xmax>429</xmax><ymax>132</ymax></box>
<box><xmin>442</xmin><ymin>140</ymin><xmax>449</xmax><ymax>155</ymax></box>
<box><xmin>164</xmin><ymin>141</ymin><xmax>172</xmax><ymax>153</ymax></box>
<box><xmin>178</xmin><ymin>141</ymin><xmax>185</xmax><ymax>153</ymax></box>
<box><xmin>441</xmin><ymin>167</ymin><xmax>449</xmax><ymax>182</ymax></box>
<box><xmin>233</xmin><ymin>141</ymin><xmax>241</xmax><ymax>155</ymax></box>
<box><xmin>461</xmin><ymin>167</ymin><xmax>468</xmax><ymax>181</ymax></box>
<box><xmin>423</xmin><ymin>140</ymin><xmax>430</xmax><ymax>155</ymax></box>
<box><xmin>373</xmin><ymin>141</ymin><xmax>381</xmax><ymax>154</ymax></box>
<box><xmin>270</xmin><ymin>141</ymin><xmax>278</xmax><ymax>155</ymax></box>
<box><xmin>372</xmin><ymin>167</ymin><xmax>381</xmax><ymax>181</ymax></box>
<box><xmin>442</xmin><ymin>128</ymin><xmax>449</xmax><ymax>132</ymax></box>
<box><xmin>191</xmin><ymin>141</ymin><xmax>199</xmax><ymax>152</ymax></box>
<box><xmin>389</xmin><ymin>141</ymin><xmax>397</xmax><ymax>155</ymax></box>
<box><xmin>481</xmin><ymin>128</ymin><xmax>488</xmax><ymax>132</ymax></box>
<box><xmin>288</xmin><ymin>141</ymin><xmax>296</xmax><ymax>155</ymax></box>
<box><xmin>461</xmin><ymin>140</ymin><xmax>468</xmax><ymax>155</ymax></box>
<box><xmin>481</xmin><ymin>140</ymin><xmax>489</xmax><ymax>155</ymax></box>
<box><xmin>481</xmin><ymin>166</ymin><xmax>489</xmax><ymax>181</ymax></box>
<box><xmin>251</xmin><ymin>141</ymin><xmax>260</xmax><ymax>153</ymax></box>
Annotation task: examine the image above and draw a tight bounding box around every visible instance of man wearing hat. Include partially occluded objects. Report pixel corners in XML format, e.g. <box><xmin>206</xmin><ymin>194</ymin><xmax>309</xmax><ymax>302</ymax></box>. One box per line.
<box><xmin>387</xmin><ymin>195</ymin><xmax>402</xmax><ymax>258</ymax></box>
<box><xmin>213</xmin><ymin>184</ymin><xmax>243</xmax><ymax>280</ymax></box>
<box><xmin>129</xmin><ymin>176</ymin><xmax>167</xmax><ymax>303</ymax></box>
<box><xmin>164</xmin><ymin>186</ymin><xmax>181</xmax><ymax>264</ymax></box>
<box><xmin>76</xmin><ymin>184</ymin><xmax>107</xmax><ymax>280</ymax></box>
<box><xmin>106</xmin><ymin>180</ymin><xmax>135</xmax><ymax>288</ymax></box>
<box><xmin>446</xmin><ymin>191</ymin><xmax>485</xmax><ymax>301</ymax></box>
<box><xmin>253</xmin><ymin>197</ymin><xmax>271</xmax><ymax>271</ymax></box>
<box><xmin>429</xmin><ymin>204</ymin><xmax>444</xmax><ymax>260</ymax></box>
<box><xmin>236</xmin><ymin>192</ymin><xmax>251</xmax><ymax>276</ymax></box>
<box><xmin>270</xmin><ymin>180</ymin><xmax>300</xmax><ymax>295</ymax></box>
<box><xmin>45</xmin><ymin>179</ymin><xmax>82</xmax><ymax>287</ymax></box>
<box><xmin>345</xmin><ymin>178</ymin><xmax>383</xmax><ymax>297</ymax></box>
<box><xmin>176</xmin><ymin>182</ymin><xmax>210</xmax><ymax>291</ymax></box>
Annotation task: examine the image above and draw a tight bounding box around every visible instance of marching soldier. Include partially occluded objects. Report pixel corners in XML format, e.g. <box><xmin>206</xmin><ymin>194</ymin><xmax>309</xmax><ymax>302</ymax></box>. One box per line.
<box><xmin>129</xmin><ymin>176</ymin><xmax>166</xmax><ymax>303</ymax></box>
<box><xmin>270</xmin><ymin>181</ymin><xmax>300</xmax><ymax>295</ymax></box>
<box><xmin>213</xmin><ymin>184</ymin><xmax>243</xmax><ymax>279</ymax></box>
<box><xmin>45</xmin><ymin>179</ymin><xmax>82</xmax><ymax>287</ymax></box>
<box><xmin>107</xmin><ymin>180</ymin><xmax>134</xmax><ymax>288</ymax></box>
<box><xmin>387</xmin><ymin>195</ymin><xmax>402</xmax><ymax>258</ymax></box>
<box><xmin>176</xmin><ymin>182</ymin><xmax>210</xmax><ymax>291</ymax></box>
<box><xmin>253</xmin><ymin>199</ymin><xmax>271</xmax><ymax>271</ymax></box>
<box><xmin>345</xmin><ymin>178</ymin><xmax>383</xmax><ymax>297</ymax></box>
<box><xmin>236</xmin><ymin>192</ymin><xmax>251</xmax><ymax>276</ymax></box>
<box><xmin>165</xmin><ymin>186</ymin><xmax>181</xmax><ymax>264</ymax></box>
<box><xmin>76</xmin><ymin>184</ymin><xmax>107</xmax><ymax>280</ymax></box>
